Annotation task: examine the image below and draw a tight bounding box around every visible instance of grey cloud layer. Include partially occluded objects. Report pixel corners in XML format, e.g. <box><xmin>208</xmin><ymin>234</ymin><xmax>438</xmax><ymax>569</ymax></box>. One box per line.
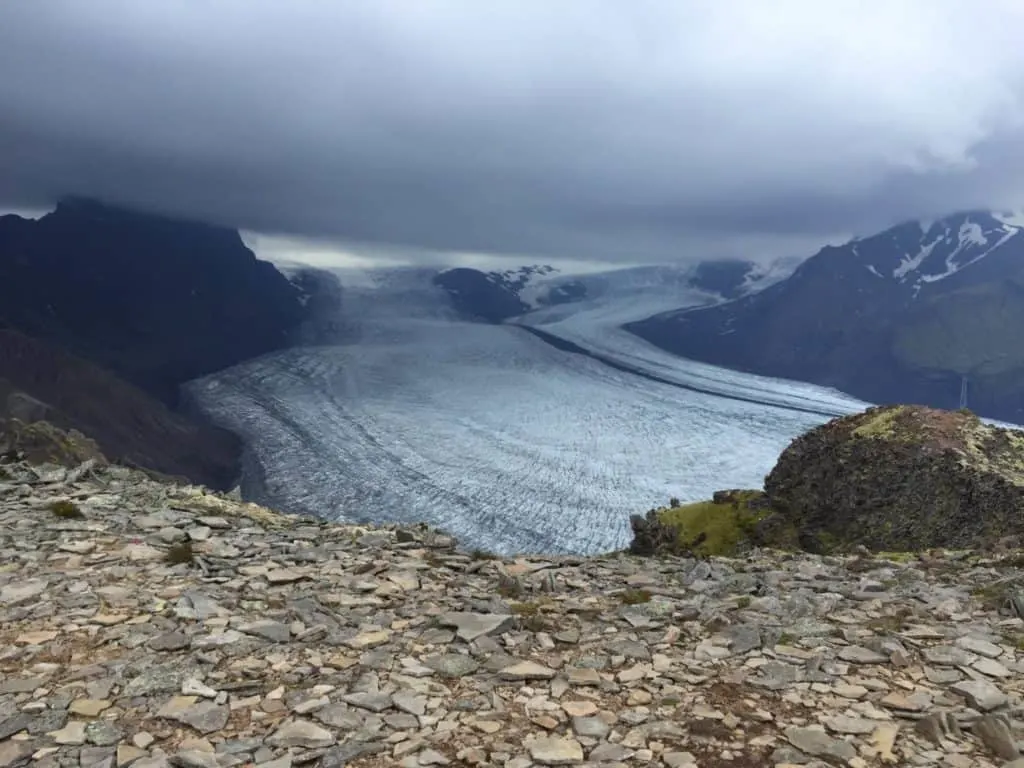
<box><xmin>3</xmin><ymin>0</ymin><xmax>1024</xmax><ymax>262</ymax></box>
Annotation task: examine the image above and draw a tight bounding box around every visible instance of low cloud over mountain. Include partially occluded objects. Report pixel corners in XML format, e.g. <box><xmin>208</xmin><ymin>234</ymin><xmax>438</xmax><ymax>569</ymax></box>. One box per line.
<box><xmin>4</xmin><ymin>1</ymin><xmax>1024</xmax><ymax>264</ymax></box>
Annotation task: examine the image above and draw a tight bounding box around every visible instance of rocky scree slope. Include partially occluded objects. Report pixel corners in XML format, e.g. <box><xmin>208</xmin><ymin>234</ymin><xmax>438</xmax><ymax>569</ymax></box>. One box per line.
<box><xmin>628</xmin><ymin>212</ymin><xmax>1024</xmax><ymax>423</ymax></box>
<box><xmin>8</xmin><ymin>454</ymin><xmax>1024</xmax><ymax>766</ymax></box>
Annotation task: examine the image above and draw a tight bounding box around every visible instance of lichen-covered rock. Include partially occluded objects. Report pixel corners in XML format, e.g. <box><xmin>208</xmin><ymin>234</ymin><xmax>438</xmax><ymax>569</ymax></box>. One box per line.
<box><xmin>765</xmin><ymin>404</ymin><xmax>1024</xmax><ymax>552</ymax></box>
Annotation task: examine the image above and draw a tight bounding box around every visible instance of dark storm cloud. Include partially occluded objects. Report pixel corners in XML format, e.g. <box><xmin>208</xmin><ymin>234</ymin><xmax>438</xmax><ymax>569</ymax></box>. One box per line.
<box><xmin>3</xmin><ymin>0</ymin><xmax>1024</xmax><ymax>263</ymax></box>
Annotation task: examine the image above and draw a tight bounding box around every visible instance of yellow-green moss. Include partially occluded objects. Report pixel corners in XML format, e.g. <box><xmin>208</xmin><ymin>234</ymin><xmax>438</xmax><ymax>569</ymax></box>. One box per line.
<box><xmin>48</xmin><ymin>499</ymin><xmax>84</xmax><ymax>519</ymax></box>
<box><xmin>852</xmin><ymin>406</ymin><xmax>905</xmax><ymax>439</ymax></box>
<box><xmin>875</xmin><ymin>551</ymin><xmax>916</xmax><ymax>563</ymax></box>
<box><xmin>165</xmin><ymin>540</ymin><xmax>195</xmax><ymax>566</ymax></box>
<box><xmin>654</xmin><ymin>496</ymin><xmax>778</xmax><ymax>557</ymax></box>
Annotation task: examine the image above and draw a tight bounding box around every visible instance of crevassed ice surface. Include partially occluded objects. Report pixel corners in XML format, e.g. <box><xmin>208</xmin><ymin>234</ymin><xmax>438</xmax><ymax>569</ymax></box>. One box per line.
<box><xmin>186</xmin><ymin>266</ymin><xmax>868</xmax><ymax>555</ymax></box>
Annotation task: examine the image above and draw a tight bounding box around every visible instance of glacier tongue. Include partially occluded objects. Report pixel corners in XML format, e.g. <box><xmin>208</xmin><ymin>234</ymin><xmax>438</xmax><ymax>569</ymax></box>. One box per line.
<box><xmin>186</xmin><ymin>266</ymin><xmax>867</xmax><ymax>556</ymax></box>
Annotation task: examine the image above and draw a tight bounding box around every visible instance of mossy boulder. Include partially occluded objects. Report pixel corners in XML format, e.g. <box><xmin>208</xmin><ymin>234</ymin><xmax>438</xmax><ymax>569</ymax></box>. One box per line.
<box><xmin>765</xmin><ymin>404</ymin><xmax>1024</xmax><ymax>552</ymax></box>
<box><xmin>629</xmin><ymin>489</ymin><xmax>796</xmax><ymax>557</ymax></box>
<box><xmin>0</xmin><ymin>418</ymin><xmax>107</xmax><ymax>467</ymax></box>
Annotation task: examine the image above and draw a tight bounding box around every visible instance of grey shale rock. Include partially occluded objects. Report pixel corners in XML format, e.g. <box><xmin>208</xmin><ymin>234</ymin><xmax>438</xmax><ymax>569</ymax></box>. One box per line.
<box><xmin>1</xmin><ymin>455</ymin><xmax>1024</xmax><ymax>768</ymax></box>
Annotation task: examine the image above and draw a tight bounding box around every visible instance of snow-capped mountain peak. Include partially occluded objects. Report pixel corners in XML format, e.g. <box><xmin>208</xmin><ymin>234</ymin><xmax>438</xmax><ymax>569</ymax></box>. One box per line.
<box><xmin>850</xmin><ymin>211</ymin><xmax>1024</xmax><ymax>293</ymax></box>
<box><xmin>483</xmin><ymin>265</ymin><xmax>562</xmax><ymax>308</ymax></box>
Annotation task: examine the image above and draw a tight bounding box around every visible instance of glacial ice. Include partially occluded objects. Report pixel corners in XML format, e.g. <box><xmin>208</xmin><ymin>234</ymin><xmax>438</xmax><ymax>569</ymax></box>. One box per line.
<box><xmin>186</xmin><ymin>267</ymin><xmax>868</xmax><ymax>555</ymax></box>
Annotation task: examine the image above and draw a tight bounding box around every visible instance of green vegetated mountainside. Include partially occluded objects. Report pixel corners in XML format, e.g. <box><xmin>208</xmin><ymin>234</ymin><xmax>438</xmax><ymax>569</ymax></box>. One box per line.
<box><xmin>628</xmin><ymin>211</ymin><xmax>1024</xmax><ymax>424</ymax></box>
<box><xmin>633</xmin><ymin>404</ymin><xmax>1024</xmax><ymax>558</ymax></box>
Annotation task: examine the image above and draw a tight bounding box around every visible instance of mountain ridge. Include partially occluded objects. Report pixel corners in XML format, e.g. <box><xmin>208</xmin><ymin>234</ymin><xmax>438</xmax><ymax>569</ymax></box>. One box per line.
<box><xmin>432</xmin><ymin>259</ymin><xmax>777</xmax><ymax>325</ymax></box>
<box><xmin>0</xmin><ymin>198</ymin><xmax>310</xmax><ymax>487</ymax></box>
<box><xmin>628</xmin><ymin>210</ymin><xmax>1024</xmax><ymax>424</ymax></box>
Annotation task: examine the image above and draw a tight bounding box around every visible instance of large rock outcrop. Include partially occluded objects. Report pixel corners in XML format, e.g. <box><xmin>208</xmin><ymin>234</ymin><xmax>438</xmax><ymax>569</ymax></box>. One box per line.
<box><xmin>633</xmin><ymin>405</ymin><xmax>1024</xmax><ymax>556</ymax></box>
<box><xmin>765</xmin><ymin>405</ymin><xmax>1024</xmax><ymax>552</ymax></box>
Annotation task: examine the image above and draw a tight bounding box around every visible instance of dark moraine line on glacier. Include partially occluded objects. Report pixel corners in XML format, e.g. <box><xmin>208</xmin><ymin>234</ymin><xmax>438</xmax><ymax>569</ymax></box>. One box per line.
<box><xmin>513</xmin><ymin>325</ymin><xmax>850</xmax><ymax>419</ymax></box>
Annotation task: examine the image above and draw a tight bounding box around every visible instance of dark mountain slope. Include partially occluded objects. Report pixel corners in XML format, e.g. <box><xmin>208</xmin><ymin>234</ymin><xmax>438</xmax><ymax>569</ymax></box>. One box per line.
<box><xmin>628</xmin><ymin>211</ymin><xmax>1024</xmax><ymax>423</ymax></box>
<box><xmin>0</xmin><ymin>198</ymin><xmax>310</xmax><ymax>487</ymax></box>
<box><xmin>0</xmin><ymin>198</ymin><xmax>305</xmax><ymax>404</ymax></box>
<box><xmin>0</xmin><ymin>329</ymin><xmax>239</xmax><ymax>487</ymax></box>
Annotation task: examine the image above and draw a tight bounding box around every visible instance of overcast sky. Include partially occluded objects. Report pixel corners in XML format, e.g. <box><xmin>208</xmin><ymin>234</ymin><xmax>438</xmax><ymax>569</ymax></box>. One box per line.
<box><xmin>3</xmin><ymin>1</ymin><xmax>1024</xmax><ymax>267</ymax></box>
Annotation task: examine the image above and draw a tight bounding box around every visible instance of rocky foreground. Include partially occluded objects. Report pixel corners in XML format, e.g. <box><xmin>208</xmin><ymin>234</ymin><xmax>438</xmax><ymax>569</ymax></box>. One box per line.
<box><xmin>5</xmin><ymin>462</ymin><xmax>1024</xmax><ymax>768</ymax></box>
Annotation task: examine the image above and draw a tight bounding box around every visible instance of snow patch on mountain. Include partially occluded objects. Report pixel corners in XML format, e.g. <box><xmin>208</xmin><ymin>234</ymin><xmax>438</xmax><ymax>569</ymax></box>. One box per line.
<box><xmin>850</xmin><ymin>212</ymin><xmax>1024</xmax><ymax>292</ymax></box>
<box><xmin>893</xmin><ymin>235</ymin><xmax>942</xmax><ymax>280</ymax></box>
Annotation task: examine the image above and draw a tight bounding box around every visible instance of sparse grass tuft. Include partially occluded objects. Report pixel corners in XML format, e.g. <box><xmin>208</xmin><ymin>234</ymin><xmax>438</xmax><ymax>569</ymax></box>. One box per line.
<box><xmin>165</xmin><ymin>540</ymin><xmax>195</xmax><ymax>566</ymax></box>
<box><xmin>735</xmin><ymin>596</ymin><xmax>752</xmax><ymax>609</ymax></box>
<box><xmin>1001</xmin><ymin>631</ymin><xmax>1024</xmax><ymax>652</ymax></box>
<box><xmin>510</xmin><ymin>600</ymin><xmax>551</xmax><ymax>632</ymax></box>
<box><xmin>866</xmin><ymin>606</ymin><xmax>913</xmax><ymax>634</ymax></box>
<box><xmin>497</xmin><ymin>574</ymin><xmax>524</xmax><ymax>598</ymax></box>
<box><xmin>469</xmin><ymin>548</ymin><xmax>499</xmax><ymax>561</ymax></box>
<box><xmin>48</xmin><ymin>500</ymin><xmax>84</xmax><ymax>519</ymax></box>
<box><xmin>875</xmin><ymin>551</ymin><xmax>916</xmax><ymax>563</ymax></box>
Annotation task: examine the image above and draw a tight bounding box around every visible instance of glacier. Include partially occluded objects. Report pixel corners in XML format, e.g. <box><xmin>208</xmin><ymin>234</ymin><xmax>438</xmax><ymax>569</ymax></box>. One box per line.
<box><xmin>186</xmin><ymin>266</ymin><xmax>868</xmax><ymax>556</ymax></box>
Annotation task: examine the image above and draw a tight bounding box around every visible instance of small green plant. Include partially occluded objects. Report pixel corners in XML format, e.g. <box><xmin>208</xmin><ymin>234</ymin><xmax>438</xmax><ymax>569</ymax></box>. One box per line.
<box><xmin>776</xmin><ymin>632</ymin><xmax>796</xmax><ymax>646</ymax></box>
<box><xmin>511</xmin><ymin>601</ymin><xmax>541</xmax><ymax>616</ymax></box>
<box><xmin>866</xmin><ymin>607</ymin><xmax>912</xmax><ymax>634</ymax></box>
<box><xmin>48</xmin><ymin>500</ymin><xmax>84</xmax><ymax>519</ymax></box>
<box><xmin>620</xmin><ymin>588</ymin><xmax>653</xmax><ymax>605</ymax></box>
<box><xmin>510</xmin><ymin>601</ymin><xmax>551</xmax><ymax>631</ymax></box>
<box><xmin>165</xmin><ymin>540</ymin><xmax>195</xmax><ymax>566</ymax></box>
<box><xmin>497</xmin><ymin>575</ymin><xmax>524</xmax><ymax>598</ymax></box>
<box><xmin>1000</xmin><ymin>631</ymin><xmax>1024</xmax><ymax>652</ymax></box>
<box><xmin>735</xmin><ymin>596</ymin><xmax>752</xmax><ymax>609</ymax></box>
<box><xmin>423</xmin><ymin>551</ymin><xmax>445</xmax><ymax>568</ymax></box>
<box><xmin>669</xmin><ymin>497</ymin><xmax>681</xmax><ymax>508</ymax></box>
<box><xmin>469</xmin><ymin>548</ymin><xmax>498</xmax><ymax>560</ymax></box>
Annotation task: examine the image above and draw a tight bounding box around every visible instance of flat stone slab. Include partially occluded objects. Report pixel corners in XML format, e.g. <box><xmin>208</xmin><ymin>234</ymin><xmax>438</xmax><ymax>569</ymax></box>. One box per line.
<box><xmin>438</xmin><ymin>612</ymin><xmax>514</xmax><ymax>642</ymax></box>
